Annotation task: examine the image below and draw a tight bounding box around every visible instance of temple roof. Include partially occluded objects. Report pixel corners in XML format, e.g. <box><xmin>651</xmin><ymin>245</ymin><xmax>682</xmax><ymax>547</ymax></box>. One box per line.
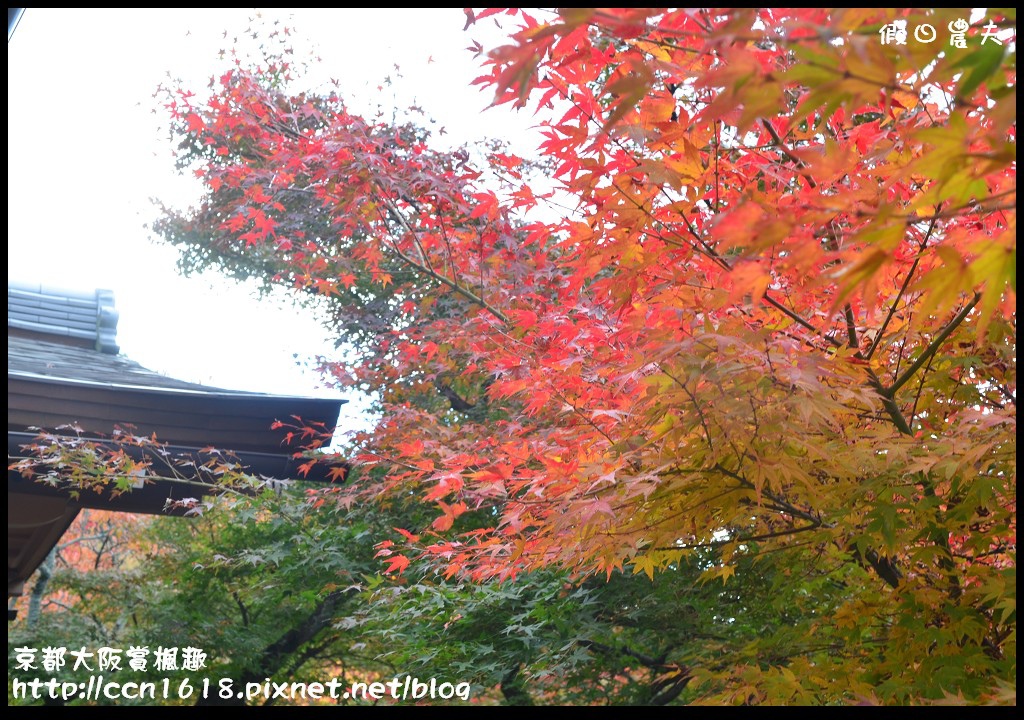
<box><xmin>8</xmin><ymin>281</ymin><xmax>346</xmax><ymax>602</ymax></box>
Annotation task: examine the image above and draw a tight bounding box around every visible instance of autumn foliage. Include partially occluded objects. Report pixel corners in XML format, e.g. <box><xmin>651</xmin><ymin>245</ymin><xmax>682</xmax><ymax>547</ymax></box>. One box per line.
<box><xmin>151</xmin><ymin>8</ymin><xmax>1015</xmax><ymax>703</ymax></box>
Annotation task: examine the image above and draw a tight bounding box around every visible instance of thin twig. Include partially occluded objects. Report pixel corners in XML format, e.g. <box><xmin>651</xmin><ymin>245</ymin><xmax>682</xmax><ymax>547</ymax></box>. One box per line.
<box><xmin>887</xmin><ymin>293</ymin><xmax>980</xmax><ymax>396</ymax></box>
<box><xmin>866</xmin><ymin>214</ymin><xmax>938</xmax><ymax>359</ymax></box>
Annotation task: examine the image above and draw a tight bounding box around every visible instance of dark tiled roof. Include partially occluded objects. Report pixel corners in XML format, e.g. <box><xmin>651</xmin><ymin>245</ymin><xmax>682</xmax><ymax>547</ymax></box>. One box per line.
<box><xmin>6</xmin><ymin>333</ymin><xmax>307</xmax><ymax>397</ymax></box>
<box><xmin>7</xmin><ymin>334</ymin><xmax>234</xmax><ymax>393</ymax></box>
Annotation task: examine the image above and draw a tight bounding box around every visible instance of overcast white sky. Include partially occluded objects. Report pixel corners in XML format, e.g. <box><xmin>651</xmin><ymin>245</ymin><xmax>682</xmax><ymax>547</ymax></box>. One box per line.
<box><xmin>7</xmin><ymin>8</ymin><xmax>542</xmax><ymax>436</ymax></box>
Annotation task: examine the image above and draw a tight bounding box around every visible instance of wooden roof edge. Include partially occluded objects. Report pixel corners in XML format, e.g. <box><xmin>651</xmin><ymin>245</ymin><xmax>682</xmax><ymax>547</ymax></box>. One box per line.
<box><xmin>9</xmin><ymin>368</ymin><xmax>348</xmax><ymax>406</ymax></box>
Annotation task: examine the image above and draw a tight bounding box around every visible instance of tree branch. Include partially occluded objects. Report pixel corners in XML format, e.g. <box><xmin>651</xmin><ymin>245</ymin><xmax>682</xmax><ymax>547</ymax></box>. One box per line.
<box><xmin>865</xmin><ymin>214</ymin><xmax>938</xmax><ymax>359</ymax></box>
<box><xmin>761</xmin><ymin>119</ymin><xmax>817</xmax><ymax>189</ymax></box>
<box><xmin>195</xmin><ymin>588</ymin><xmax>352</xmax><ymax>706</ymax></box>
<box><xmin>435</xmin><ymin>381</ymin><xmax>477</xmax><ymax>412</ymax></box>
<box><xmin>233</xmin><ymin>591</ymin><xmax>250</xmax><ymax>628</ymax></box>
<box><xmin>844</xmin><ymin>303</ymin><xmax>859</xmax><ymax>350</ymax></box>
<box><xmin>886</xmin><ymin>293</ymin><xmax>980</xmax><ymax>396</ymax></box>
<box><xmin>655</xmin><ymin>522</ymin><xmax>821</xmax><ymax>551</ymax></box>
<box><xmin>499</xmin><ymin>666</ymin><xmax>535</xmax><ymax>706</ymax></box>
<box><xmin>374</xmin><ymin>192</ymin><xmax>509</xmax><ymax>325</ymax></box>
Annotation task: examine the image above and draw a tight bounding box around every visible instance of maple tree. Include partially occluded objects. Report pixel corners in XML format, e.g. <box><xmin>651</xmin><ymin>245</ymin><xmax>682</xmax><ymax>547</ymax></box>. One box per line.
<box><xmin>146</xmin><ymin>7</ymin><xmax>1020</xmax><ymax>704</ymax></box>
